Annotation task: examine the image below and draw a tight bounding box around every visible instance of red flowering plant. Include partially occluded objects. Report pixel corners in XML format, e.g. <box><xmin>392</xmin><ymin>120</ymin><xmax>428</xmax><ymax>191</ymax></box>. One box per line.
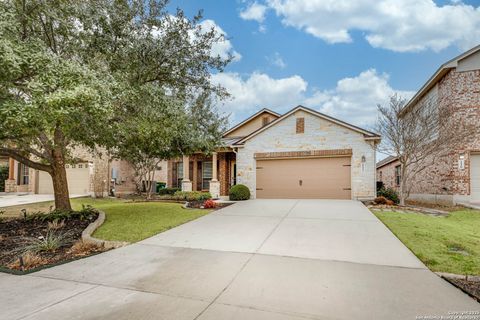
<box><xmin>203</xmin><ymin>199</ymin><xmax>217</xmax><ymax>209</ymax></box>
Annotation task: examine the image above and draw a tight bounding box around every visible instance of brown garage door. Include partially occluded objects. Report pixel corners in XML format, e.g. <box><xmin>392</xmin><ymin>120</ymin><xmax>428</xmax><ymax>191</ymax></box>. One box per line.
<box><xmin>256</xmin><ymin>157</ymin><xmax>351</xmax><ymax>199</ymax></box>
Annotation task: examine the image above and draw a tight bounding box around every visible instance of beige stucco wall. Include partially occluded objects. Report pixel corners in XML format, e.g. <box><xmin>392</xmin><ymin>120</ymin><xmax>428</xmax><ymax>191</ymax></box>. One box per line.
<box><xmin>236</xmin><ymin>110</ymin><xmax>377</xmax><ymax>200</ymax></box>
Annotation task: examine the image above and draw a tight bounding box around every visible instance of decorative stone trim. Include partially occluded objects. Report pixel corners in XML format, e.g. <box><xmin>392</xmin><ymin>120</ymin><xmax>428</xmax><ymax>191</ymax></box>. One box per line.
<box><xmin>82</xmin><ymin>210</ymin><xmax>129</xmax><ymax>249</ymax></box>
<box><xmin>254</xmin><ymin>148</ymin><xmax>353</xmax><ymax>160</ymax></box>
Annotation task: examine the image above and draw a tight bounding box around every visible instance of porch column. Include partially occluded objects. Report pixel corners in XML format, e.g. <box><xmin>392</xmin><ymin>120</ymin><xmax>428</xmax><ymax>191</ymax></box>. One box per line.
<box><xmin>8</xmin><ymin>157</ymin><xmax>14</xmax><ymax>180</ymax></box>
<box><xmin>5</xmin><ymin>158</ymin><xmax>16</xmax><ymax>193</ymax></box>
<box><xmin>181</xmin><ymin>155</ymin><xmax>192</xmax><ymax>192</ymax></box>
<box><xmin>209</xmin><ymin>152</ymin><xmax>220</xmax><ymax>199</ymax></box>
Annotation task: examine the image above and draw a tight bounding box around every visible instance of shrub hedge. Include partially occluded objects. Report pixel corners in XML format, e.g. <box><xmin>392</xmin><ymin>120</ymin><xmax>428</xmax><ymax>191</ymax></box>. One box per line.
<box><xmin>229</xmin><ymin>184</ymin><xmax>250</xmax><ymax>201</ymax></box>
<box><xmin>157</xmin><ymin>187</ymin><xmax>180</xmax><ymax>195</ymax></box>
<box><xmin>377</xmin><ymin>187</ymin><xmax>400</xmax><ymax>204</ymax></box>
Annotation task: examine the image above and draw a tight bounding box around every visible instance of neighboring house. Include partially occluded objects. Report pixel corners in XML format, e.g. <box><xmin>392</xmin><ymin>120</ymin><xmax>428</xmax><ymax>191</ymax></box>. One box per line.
<box><xmin>376</xmin><ymin>156</ymin><xmax>400</xmax><ymax>191</ymax></box>
<box><xmin>168</xmin><ymin>105</ymin><xmax>381</xmax><ymax>200</ymax></box>
<box><xmin>376</xmin><ymin>45</ymin><xmax>480</xmax><ymax>205</ymax></box>
<box><xmin>1</xmin><ymin>152</ymin><xmax>167</xmax><ymax>197</ymax></box>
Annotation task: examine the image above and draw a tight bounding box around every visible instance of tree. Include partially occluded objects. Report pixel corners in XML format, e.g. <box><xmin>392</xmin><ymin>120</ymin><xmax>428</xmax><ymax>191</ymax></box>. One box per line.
<box><xmin>376</xmin><ymin>94</ymin><xmax>474</xmax><ymax>205</ymax></box>
<box><xmin>0</xmin><ymin>0</ymin><xmax>230</xmax><ymax>209</ymax></box>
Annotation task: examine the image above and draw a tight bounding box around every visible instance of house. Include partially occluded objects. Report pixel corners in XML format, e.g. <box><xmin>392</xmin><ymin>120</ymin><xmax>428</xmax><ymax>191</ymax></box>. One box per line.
<box><xmin>3</xmin><ymin>105</ymin><xmax>380</xmax><ymax>200</ymax></box>
<box><xmin>376</xmin><ymin>156</ymin><xmax>400</xmax><ymax>191</ymax></box>
<box><xmin>376</xmin><ymin>45</ymin><xmax>480</xmax><ymax>205</ymax></box>
<box><xmin>167</xmin><ymin>105</ymin><xmax>380</xmax><ymax>200</ymax></box>
<box><xmin>0</xmin><ymin>153</ymin><xmax>167</xmax><ymax>197</ymax></box>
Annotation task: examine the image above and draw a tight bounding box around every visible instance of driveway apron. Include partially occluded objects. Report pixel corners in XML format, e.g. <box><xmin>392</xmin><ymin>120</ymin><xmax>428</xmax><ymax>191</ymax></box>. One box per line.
<box><xmin>1</xmin><ymin>199</ymin><xmax>478</xmax><ymax>320</ymax></box>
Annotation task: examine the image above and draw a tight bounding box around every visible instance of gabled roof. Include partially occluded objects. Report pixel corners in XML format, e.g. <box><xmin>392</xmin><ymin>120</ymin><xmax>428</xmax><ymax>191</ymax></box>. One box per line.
<box><xmin>376</xmin><ymin>155</ymin><xmax>398</xmax><ymax>169</ymax></box>
<box><xmin>222</xmin><ymin>108</ymin><xmax>281</xmax><ymax>138</ymax></box>
<box><xmin>401</xmin><ymin>44</ymin><xmax>480</xmax><ymax>115</ymax></box>
<box><xmin>233</xmin><ymin>105</ymin><xmax>380</xmax><ymax>146</ymax></box>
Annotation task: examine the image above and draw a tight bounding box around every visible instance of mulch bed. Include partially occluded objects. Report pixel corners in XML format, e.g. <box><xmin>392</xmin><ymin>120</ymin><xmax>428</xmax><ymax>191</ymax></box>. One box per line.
<box><xmin>443</xmin><ymin>277</ymin><xmax>480</xmax><ymax>302</ymax></box>
<box><xmin>0</xmin><ymin>213</ymin><xmax>106</xmax><ymax>272</ymax></box>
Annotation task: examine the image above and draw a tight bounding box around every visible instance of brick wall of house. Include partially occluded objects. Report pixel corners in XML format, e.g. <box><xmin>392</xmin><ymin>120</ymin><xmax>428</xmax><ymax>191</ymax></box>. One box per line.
<box><xmin>377</xmin><ymin>159</ymin><xmax>400</xmax><ymax>192</ymax></box>
<box><xmin>401</xmin><ymin>67</ymin><xmax>480</xmax><ymax>203</ymax></box>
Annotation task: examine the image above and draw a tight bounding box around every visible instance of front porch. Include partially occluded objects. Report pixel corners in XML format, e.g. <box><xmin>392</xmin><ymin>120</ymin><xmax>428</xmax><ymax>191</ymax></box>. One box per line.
<box><xmin>167</xmin><ymin>151</ymin><xmax>236</xmax><ymax>199</ymax></box>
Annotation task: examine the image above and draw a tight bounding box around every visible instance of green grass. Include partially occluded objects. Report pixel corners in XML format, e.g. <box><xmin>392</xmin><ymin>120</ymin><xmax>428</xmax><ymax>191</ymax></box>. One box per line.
<box><xmin>1</xmin><ymin>197</ymin><xmax>210</xmax><ymax>243</ymax></box>
<box><xmin>374</xmin><ymin>210</ymin><xmax>480</xmax><ymax>275</ymax></box>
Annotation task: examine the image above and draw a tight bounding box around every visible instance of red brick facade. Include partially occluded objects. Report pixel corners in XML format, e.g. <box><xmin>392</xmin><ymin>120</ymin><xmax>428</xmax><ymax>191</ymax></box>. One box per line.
<box><xmin>377</xmin><ymin>64</ymin><xmax>480</xmax><ymax>204</ymax></box>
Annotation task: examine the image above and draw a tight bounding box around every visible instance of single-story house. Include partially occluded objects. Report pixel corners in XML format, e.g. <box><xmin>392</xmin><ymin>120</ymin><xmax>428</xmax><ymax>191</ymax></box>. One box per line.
<box><xmin>167</xmin><ymin>105</ymin><xmax>381</xmax><ymax>200</ymax></box>
<box><xmin>376</xmin><ymin>44</ymin><xmax>480</xmax><ymax>205</ymax></box>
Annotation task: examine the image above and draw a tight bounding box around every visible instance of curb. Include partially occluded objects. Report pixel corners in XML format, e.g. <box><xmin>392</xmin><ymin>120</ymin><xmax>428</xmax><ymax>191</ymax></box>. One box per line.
<box><xmin>82</xmin><ymin>210</ymin><xmax>129</xmax><ymax>249</ymax></box>
<box><xmin>436</xmin><ymin>272</ymin><xmax>480</xmax><ymax>282</ymax></box>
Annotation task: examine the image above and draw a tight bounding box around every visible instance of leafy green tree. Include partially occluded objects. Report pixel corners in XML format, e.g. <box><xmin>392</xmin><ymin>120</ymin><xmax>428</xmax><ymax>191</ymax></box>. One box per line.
<box><xmin>0</xmin><ymin>0</ymin><xmax>230</xmax><ymax>209</ymax></box>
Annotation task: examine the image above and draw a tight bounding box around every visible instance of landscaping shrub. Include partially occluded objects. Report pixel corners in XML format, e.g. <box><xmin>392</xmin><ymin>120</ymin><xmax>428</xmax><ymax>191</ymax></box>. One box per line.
<box><xmin>26</xmin><ymin>205</ymin><xmax>98</xmax><ymax>223</ymax></box>
<box><xmin>158</xmin><ymin>187</ymin><xmax>180</xmax><ymax>195</ymax></box>
<box><xmin>203</xmin><ymin>199</ymin><xmax>216</xmax><ymax>209</ymax></box>
<box><xmin>172</xmin><ymin>191</ymin><xmax>212</xmax><ymax>201</ymax></box>
<box><xmin>229</xmin><ymin>184</ymin><xmax>250</xmax><ymax>201</ymax></box>
<box><xmin>377</xmin><ymin>187</ymin><xmax>399</xmax><ymax>204</ymax></box>
<box><xmin>24</xmin><ymin>230</ymin><xmax>66</xmax><ymax>253</ymax></box>
<box><xmin>374</xmin><ymin>196</ymin><xmax>388</xmax><ymax>205</ymax></box>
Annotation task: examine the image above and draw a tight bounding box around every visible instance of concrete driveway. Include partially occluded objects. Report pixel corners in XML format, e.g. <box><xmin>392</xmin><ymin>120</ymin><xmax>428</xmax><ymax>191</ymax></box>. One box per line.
<box><xmin>1</xmin><ymin>200</ymin><xmax>478</xmax><ymax>320</ymax></box>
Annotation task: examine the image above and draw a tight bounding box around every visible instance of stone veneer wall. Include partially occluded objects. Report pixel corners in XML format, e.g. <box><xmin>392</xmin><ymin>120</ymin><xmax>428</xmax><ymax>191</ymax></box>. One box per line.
<box><xmin>236</xmin><ymin>110</ymin><xmax>377</xmax><ymax>200</ymax></box>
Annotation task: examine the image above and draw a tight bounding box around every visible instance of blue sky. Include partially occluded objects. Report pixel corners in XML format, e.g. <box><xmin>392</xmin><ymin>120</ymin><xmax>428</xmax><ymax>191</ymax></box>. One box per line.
<box><xmin>169</xmin><ymin>0</ymin><xmax>480</xmax><ymax>129</ymax></box>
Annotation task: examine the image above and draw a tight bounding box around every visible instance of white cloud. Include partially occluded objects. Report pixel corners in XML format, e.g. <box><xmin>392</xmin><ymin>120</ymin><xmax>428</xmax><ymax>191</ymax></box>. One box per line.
<box><xmin>266</xmin><ymin>0</ymin><xmax>480</xmax><ymax>52</ymax></box>
<box><xmin>304</xmin><ymin>69</ymin><xmax>415</xmax><ymax>126</ymax></box>
<box><xmin>267</xmin><ymin>52</ymin><xmax>287</xmax><ymax>68</ymax></box>
<box><xmin>212</xmin><ymin>69</ymin><xmax>414</xmax><ymax>127</ymax></box>
<box><xmin>211</xmin><ymin>72</ymin><xmax>307</xmax><ymax>122</ymax></box>
<box><xmin>198</xmin><ymin>19</ymin><xmax>242</xmax><ymax>61</ymax></box>
<box><xmin>240</xmin><ymin>2</ymin><xmax>268</xmax><ymax>22</ymax></box>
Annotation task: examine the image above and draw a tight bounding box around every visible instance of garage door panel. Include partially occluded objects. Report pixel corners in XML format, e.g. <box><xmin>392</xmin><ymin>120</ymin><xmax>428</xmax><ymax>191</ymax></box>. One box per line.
<box><xmin>38</xmin><ymin>166</ymin><xmax>90</xmax><ymax>195</ymax></box>
<box><xmin>256</xmin><ymin>157</ymin><xmax>351</xmax><ymax>199</ymax></box>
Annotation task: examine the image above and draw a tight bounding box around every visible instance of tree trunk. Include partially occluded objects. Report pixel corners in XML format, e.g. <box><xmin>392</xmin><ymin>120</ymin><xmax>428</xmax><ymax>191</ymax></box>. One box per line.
<box><xmin>51</xmin><ymin>151</ymin><xmax>72</xmax><ymax>211</ymax></box>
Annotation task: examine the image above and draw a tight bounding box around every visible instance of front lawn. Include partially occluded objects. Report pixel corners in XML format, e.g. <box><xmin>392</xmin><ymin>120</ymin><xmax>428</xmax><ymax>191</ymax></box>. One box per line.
<box><xmin>374</xmin><ymin>210</ymin><xmax>480</xmax><ymax>275</ymax></box>
<box><xmin>2</xmin><ymin>198</ymin><xmax>210</xmax><ymax>243</ymax></box>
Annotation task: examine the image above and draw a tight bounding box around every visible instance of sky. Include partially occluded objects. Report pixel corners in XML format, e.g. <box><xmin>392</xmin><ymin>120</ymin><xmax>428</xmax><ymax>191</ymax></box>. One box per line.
<box><xmin>169</xmin><ymin>0</ymin><xmax>480</xmax><ymax>131</ymax></box>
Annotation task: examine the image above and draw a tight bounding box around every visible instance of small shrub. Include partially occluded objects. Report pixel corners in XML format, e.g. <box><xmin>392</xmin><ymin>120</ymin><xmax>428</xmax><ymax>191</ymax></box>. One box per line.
<box><xmin>24</xmin><ymin>230</ymin><xmax>67</xmax><ymax>253</ymax></box>
<box><xmin>377</xmin><ymin>187</ymin><xmax>399</xmax><ymax>204</ymax></box>
<box><xmin>69</xmin><ymin>240</ymin><xmax>101</xmax><ymax>256</ymax></box>
<box><xmin>173</xmin><ymin>191</ymin><xmax>212</xmax><ymax>201</ymax></box>
<box><xmin>385</xmin><ymin>199</ymin><xmax>394</xmax><ymax>206</ymax></box>
<box><xmin>8</xmin><ymin>252</ymin><xmax>47</xmax><ymax>270</ymax></box>
<box><xmin>158</xmin><ymin>187</ymin><xmax>181</xmax><ymax>195</ymax></box>
<box><xmin>26</xmin><ymin>205</ymin><xmax>97</xmax><ymax>223</ymax></box>
<box><xmin>203</xmin><ymin>199</ymin><xmax>217</xmax><ymax>209</ymax></box>
<box><xmin>229</xmin><ymin>184</ymin><xmax>250</xmax><ymax>201</ymax></box>
<box><xmin>374</xmin><ymin>196</ymin><xmax>388</xmax><ymax>205</ymax></box>
<box><xmin>47</xmin><ymin>220</ymin><xmax>65</xmax><ymax>230</ymax></box>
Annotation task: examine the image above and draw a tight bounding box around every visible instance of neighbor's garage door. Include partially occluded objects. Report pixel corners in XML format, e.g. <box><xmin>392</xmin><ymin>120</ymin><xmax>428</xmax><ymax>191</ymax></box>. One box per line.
<box><xmin>256</xmin><ymin>157</ymin><xmax>351</xmax><ymax>199</ymax></box>
<box><xmin>37</xmin><ymin>164</ymin><xmax>90</xmax><ymax>195</ymax></box>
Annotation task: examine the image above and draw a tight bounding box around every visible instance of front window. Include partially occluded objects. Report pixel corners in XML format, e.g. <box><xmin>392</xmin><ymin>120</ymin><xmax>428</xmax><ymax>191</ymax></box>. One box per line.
<box><xmin>379</xmin><ymin>171</ymin><xmax>383</xmax><ymax>182</ymax></box>
<box><xmin>176</xmin><ymin>162</ymin><xmax>184</xmax><ymax>187</ymax></box>
<box><xmin>395</xmin><ymin>165</ymin><xmax>401</xmax><ymax>187</ymax></box>
<box><xmin>202</xmin><ymin>161</ymin><xmax>212</xmax><ymax>190</ymax></box>
<box><xmin>18</xmin><ymin>163</ymin><xmax>29</xmax><ymax>185</ymax></box>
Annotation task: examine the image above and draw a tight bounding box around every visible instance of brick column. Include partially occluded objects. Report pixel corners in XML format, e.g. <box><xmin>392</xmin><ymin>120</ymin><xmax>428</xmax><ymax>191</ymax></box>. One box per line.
<box><xmin>209</xmin><ymin>152</ymin><xmax>220</xmax><ymax>198</ymax></box>
<box><xmin>181</xmin><ymin>155</ymin><xmax>192</xmax><ymax>191</ymax></box>
<box><xmin>4</xmin><ymin>158</ymin><xmax>16</xmax><ymax>193</ymax></box>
